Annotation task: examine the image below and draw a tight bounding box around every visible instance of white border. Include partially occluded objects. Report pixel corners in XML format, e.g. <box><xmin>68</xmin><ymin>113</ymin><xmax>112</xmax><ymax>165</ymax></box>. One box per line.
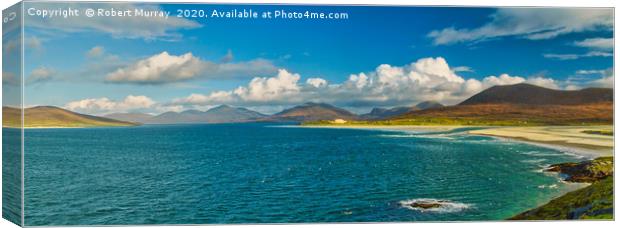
<box><xmin>1</xmin><ymin>0</ymin><xmax>617</xmax><ymax>228</ymax></box>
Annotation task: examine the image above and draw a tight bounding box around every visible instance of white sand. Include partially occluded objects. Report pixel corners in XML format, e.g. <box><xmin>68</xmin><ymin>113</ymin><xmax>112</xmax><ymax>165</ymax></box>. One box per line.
<box><xmin>469</xmin><ymin>126</ymin><xmax>613</xmax><ymax>157</ymax></box>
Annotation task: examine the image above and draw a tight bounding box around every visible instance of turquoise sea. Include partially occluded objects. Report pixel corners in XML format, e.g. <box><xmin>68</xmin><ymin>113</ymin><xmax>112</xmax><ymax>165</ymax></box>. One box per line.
<box><xmin>14</xmin><ymin>123</ymin><xmax>587</xmax><ymax>225</ymax></box>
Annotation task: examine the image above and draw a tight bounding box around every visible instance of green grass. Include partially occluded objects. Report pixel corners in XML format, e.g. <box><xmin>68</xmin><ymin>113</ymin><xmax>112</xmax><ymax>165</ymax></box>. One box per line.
<box><xmin>511</xmin><ymin>157</ymin><xmax>614</xmax><ymax>220</ymax></box>
<box><xmin>510</xmin><ymin>176</ymin><xmax>613</xmax><ymax>220</ymax></box>
<box><xmin>303</xmin><ymin>117</ymin><xmax>610</xmax><ymax>127</ymax></box>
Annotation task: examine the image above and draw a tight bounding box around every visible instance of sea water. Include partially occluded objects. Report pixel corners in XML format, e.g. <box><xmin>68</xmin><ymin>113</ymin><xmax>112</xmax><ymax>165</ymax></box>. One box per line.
<box><xmin>15</xmin><ymin>123</ymin><xmax>587</xmax><ymax>225</ymax></box>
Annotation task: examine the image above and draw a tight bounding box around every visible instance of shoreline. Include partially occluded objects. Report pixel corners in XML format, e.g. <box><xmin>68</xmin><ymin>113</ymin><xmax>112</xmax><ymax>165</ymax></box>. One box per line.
<box><xmin>295</xmin><ymin>124</ymin><xmax>474</xmax><ymax>133</ymax></box>
<box><xmin>469</xmin><ymin>126</ymin><xmax>613</xmax><ymax>158</ymax></box>
<box><xmin>300</xmin><ymin>124</ymin><xmax>613</xmax><ymax>158</ymax></box>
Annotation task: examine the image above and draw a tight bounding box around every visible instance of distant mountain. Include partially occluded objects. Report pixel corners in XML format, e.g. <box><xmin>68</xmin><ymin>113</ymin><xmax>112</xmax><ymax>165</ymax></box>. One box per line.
<box><xmin>361</xmin><ymin>106</ymin><xmax>412</xmax><ymax>120</ymax></box>
<box><xmin>147</xmin><ymin>110</ymin><xmax>208</xmax><ymax>124</ymax></box>
<box><xmin>141</xmin><ymin>105</ymin><xmax>266</xmax><ymax>124</ymax></box>
<box><xmin>415</xmin><ymin>101</ymin><xmax>444</xmax><ymax>110</ymax></box>
<box><xmin>391</xmin><ymin>84</ymin><xmax>613</xmax><ymax>125</ymax></box>
<box><xmin>104</xmin><ymin>113</ymin><xmax>155</xmax><ymax>124</ymax></box>
<box><xmin>361</xmin><ymin>101</ymin><xmax>444</xmax><ymax>120</ymax></box>
<box><xmin>460</xmin><ymin>83</ymin><xmax>613</xmax><ymax>106</ymax></box>
<box><xmin>202</xmin><ymin>105</ymin><xmax>267</xmax><ymax>123</ymax></box>
<box><xmin>266</xmin><ymin>102</ymin><xmax>358</xmax><ymax>122</ymax></box>
<box><xmin>3</xmin><ymin>106</ymin><xmax>138</xmax><ymax>128</ymax></box>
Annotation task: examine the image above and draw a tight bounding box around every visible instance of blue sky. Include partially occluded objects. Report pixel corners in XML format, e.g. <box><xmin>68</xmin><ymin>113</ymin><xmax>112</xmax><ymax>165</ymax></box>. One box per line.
<box><xmin>7</xmin><ymin>2</ymin><xmax>613</xmax><ymax>114</ymax></box>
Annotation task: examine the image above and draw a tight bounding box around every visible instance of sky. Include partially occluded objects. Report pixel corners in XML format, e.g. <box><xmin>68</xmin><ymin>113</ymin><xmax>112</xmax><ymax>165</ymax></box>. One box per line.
<box><xmin>4</xmin><ymin>2</ymin><xmax>614</xmax><ymax>115</ymax></box>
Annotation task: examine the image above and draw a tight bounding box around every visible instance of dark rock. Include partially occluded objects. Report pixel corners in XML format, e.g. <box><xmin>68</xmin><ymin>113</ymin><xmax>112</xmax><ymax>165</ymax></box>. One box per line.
<box><xmin>545</xmin><ymin>157</ymin><xmax>613</xmax><ymax>183</ymax></box>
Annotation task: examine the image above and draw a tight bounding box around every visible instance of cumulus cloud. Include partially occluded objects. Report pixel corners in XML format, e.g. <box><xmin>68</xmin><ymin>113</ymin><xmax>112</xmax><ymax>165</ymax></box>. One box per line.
<box><xmin>105</xmin><ymin>51</ymin><xmax>277</xmax><ymax>84</ymax></box>
<box><xmin>64</xmin><ymin>95</ymin><xmax>156</xmax><ymax>114</ymax></box>
<box><xmin>574</xmin><ymin>68</ymin><xmax>614</xmax><ymax>89</ymax></box>
<box><xmin>86</xmin><ymin>46</ymin><xmax>105</xmax><ymax>58</ymax></box>
<box><xmin>574</xmin><ymin>37</ymin><xmax>613</xmax><ymax>50</ymax></box>
<box><xmin>3</xmin><ymin>36</ymin><xmax>43</xmax><ymax>55</ymax></box>
<box><xmin>26</xmin><ymin>3</ymin><xmax>201</xmax><ymax>41</ymax></box>
<box><xmin>106</xmin><ymin>52</ymin><xmax>206</xmax><ymax>84</ymax></box>
<box><xmin>428</xmin><ymin>8</ymin><xmax>612</xmax><ymax>45</ymax></box>
<box><xmin>306</xmin><ymin>78</ymin><xmax>328</xmax><ymax>88</ymax></box>
<box><xmin>26</xmin><ymin>67</ymin><xmax>55</xmax><ymax>84</ymax></box>
<box><xmin>168</xmin><ymin>57</ymin><xmax>565</xmax><ymax>109</ymax></box>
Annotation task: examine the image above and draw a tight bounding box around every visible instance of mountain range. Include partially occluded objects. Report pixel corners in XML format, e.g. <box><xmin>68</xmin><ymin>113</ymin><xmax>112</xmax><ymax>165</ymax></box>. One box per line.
<box><xmin>460</xmin><ymin>83</ymin><xmax>613</xmax><ymax>105</ymax></box>
<box><xmin>360</xmin><ymin>101</ymin><xmax>444</xmax><ymax>120</ymax></box>
<box><xmin>3</xmin><ymin>83</ymin><xmax>613</xmax><ymax>127</ymax></box>
<box><xmin>394</xmin><ymin>84</ymin><xmax>613</xmax><ymax>125</ymax></box>
<box><xmin>104</xmin><ymin>105</ymin><xmax>267</xmax><ymax>124</ymax></box>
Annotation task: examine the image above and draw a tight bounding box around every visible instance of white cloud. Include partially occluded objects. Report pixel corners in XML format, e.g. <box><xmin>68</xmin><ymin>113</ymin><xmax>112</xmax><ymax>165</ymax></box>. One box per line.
<box><xmin>589</xmin><ymin>76</ymin><xmax>613</xmax><ymax>88</ymax></box>
<box><xmin>542</xmin><ymin>53</ymin><xmax>579</xmax><ymax>60</ymax></box>
<box><xmin>234</xmin><ymin>69</ymin><xmax>302</xmax><ymax>103</ymax></box>
<box><xmin>452</xmin><ymin>66</ymin><xmax>473</xmax><ymax>72</ymax></box>
<box><xmin>2</xmin><ymin>72</ymin><xmax>19</xmax><ymax>86</ymax></box>
<box><xmin>481</xmin><ymin>74</ymin><xmax>525</xmax><ymax>86</ymax></box>
<box><xmin>428</xmin><ymin>8</ymin><xmax>613</xmax><ymax>45</ymax></box>
<box><xmin>170</xmin><ymin>57</ymin><xmax>564</xmax><ymax>108</ymax></box>
<box><xmin>64</xmin><ymin>95</ymin><xmax>155</xmax><ymax>114</ymax></box>
<box><xmin>580</xmin><ymin>68</ymin><xmax>614</xmax><ymax>88</ymax></box>
<box><xmin>525</xmin><ymin>77</ymin><xmax>560</xmax><ymax>89</ymax></box>
<box><xmin>105</xmin><ymin>52</ymin><xmax>278</xmax><ymax>84</ymax></box>
<box><xmin>26</xmin><ymin>3</ymin><xmax>201</xmax><ymax>41</ymax></box>
<box><xmin>106</xmin><ymin>52</ymin><xmax>206</xmax><ymax>84</ymax></box>
<box><xmin>27</xmin><ymin>67</ymin><xmax>55</xmax><ymax>84</ymax></box>
<box><xmin>576</xmin><ymin>69</ymin><xmax>607</xmax><ymax>75</ymax></box>
<box><xmin>306</xmin><ymin>78</ymin><xmax>328</xmax><ymax>88</ymax></box>
<box><xmin>574</xmin><ymin>37</ymin><xmax>613</xmax><ymax>50</ymax></box>
<box><xmin>543</xmin><ymin>51</ymin><xmax>612</xmax><ymax>60</ymax></box>
<box><xmin>3</xmin><ymin>36</ymin><xmax>43</xmax><ymax>55</ymax></box>
<box><xmin>170</xmin><ymin>69</ymin><xmax>302</xmax><ymax>106</ymax></box>
<box><xmin>86</xmin><ymin>46</ymin><xmax>105</xmax><ymax>58</ymax></box>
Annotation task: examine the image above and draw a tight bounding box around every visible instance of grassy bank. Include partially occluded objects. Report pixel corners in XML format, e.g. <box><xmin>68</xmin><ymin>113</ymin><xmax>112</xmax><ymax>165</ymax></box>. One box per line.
<box><xmin>510</xmin><ymin>157</ymin><xmax>614</xmax><ymax>220</ymax></box>
<box><xmin>303</xmin><ymin>117</ymin><xmax>611</xmax><ymax>127</ymax></box>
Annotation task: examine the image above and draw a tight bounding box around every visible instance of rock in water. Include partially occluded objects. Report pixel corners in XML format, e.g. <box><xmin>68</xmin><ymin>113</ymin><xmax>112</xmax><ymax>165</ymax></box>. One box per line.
<box><xmin>545</xmin><ymin>157</ymin><xmax>613</xmax><ymax>183</ymax></box>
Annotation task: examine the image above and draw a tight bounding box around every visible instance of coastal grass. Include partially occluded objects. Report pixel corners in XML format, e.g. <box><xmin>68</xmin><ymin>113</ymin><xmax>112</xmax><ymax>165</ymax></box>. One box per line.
<box><xmin>510</xmin><ymin>176</ymin><xmax>613</xmax><ymax>220</ymax></box>
<box><xmin>582</xmin><ymin>130</ymin><xmax>614</xmax><ymax>136</ymax></box>
<box><xmin>3</xmin><ymin>106</ymin><xmax>138</xmax><ymax>128</ymax></box>
<box><xmin>511</xmin><ymin>157</ymin><xmax>614</xmax><ymax>220</ymax></box>
<box><xmin>302</xmin><ymin>117</ymin><xmax>611</xmax><ymax>127</ymax></box>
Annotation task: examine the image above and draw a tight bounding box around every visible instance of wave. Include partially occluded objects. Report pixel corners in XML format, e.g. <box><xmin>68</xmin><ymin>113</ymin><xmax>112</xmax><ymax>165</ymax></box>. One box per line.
<box><xmin>399</xmin><ymin>198</ymin><xmax>472</xmax><ymax>213</ymax></box>
<box><xmin>522</xmin><ymin>158</ymin><xmax>547</xmax><ymax>164</ymax></box>
<box><xmin>520</xmin><ymin>151</ymin><xmax>565</xmax><ymax>157</ymax></box>
<box><xmin>537</xmin><ymin>184</ymin><xmax>559</xmax><ymax>189</ymax></box>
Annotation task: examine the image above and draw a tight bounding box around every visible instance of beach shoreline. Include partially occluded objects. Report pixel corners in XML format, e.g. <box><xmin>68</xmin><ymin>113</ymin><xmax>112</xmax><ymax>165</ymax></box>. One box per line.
<box><xmin>469</xmin><ymin>126</ymin><xmax>613</xmax><ymax>158</ymax></box>
<box><xmin>300</xmin><ymin>124</ymin><xmax>613</xmax><ymax>158</ymax></box>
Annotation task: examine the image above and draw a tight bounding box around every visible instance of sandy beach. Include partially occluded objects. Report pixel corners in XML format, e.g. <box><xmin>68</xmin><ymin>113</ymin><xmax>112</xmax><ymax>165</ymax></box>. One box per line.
<box><xmin>302</xmin><ymin>124</ymin><xmax>614</xmax><ymax>158</ymax></box>
<box><xmin>299</xmin><ymin>125</ymin><xmax>463</xmax><ymax>132</ymax></box>
<box><xmin>469</xmin><ymin>126</ymin><xmax>613</xmax><ymax>157</ymax></box>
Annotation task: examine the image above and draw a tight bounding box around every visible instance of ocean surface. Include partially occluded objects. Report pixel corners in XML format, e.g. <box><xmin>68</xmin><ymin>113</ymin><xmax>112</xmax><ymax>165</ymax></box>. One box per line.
<box><xmin>18</xmin><ymin>123</ymin><xmax>587</xmax><ymax>225</ymax></box>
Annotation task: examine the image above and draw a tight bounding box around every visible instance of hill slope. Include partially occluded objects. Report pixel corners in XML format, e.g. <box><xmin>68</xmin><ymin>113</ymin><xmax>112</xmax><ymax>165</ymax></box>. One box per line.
<box><xmin>267</xmin><ymin>102</ymin><xmax>358</xmax><ymax>122</ymax></box>
<box><xmin>361</xmin><ymin>101</ymin><xmax>445</xmax><ymax>120</ymax></box>
<box><xmin>3</xmin><ymin>106</ymin><xmax>139</xmax><ymax>128</ymax></box>
<box><xmin>393</xmin><ymin>102</ymin><xmax>612</xmax><ymax>125</ymax></box>
<box><xmin>141</xmin><ymin>105</ymin><xmax>266</xmax><ymax>124</ymax></box>
<box><xmin>386</xmin><ymin>84</ymin><xmax>613</xmax><ymax>125</ymax></box>
<box><xmin>460</xmin><ymin>83</ymin><xmax>612</xmax><ymax>106</ymax></box>
<box><xmin>104</xmin><ymin>113</ymin><xmax>155</xmax><ymax>124</ymax></box>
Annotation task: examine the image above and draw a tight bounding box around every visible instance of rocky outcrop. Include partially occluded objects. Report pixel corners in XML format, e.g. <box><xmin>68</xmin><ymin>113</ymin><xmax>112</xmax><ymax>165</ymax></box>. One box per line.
<box><xmin>545</xmin><ymin>157</ymin><xmax>613</xmax><ymax>183</ymax></box>
<box><xmin>510</xmin><ymin>157</ymin><xmax>614</xmax><ymax>220</ymax></box>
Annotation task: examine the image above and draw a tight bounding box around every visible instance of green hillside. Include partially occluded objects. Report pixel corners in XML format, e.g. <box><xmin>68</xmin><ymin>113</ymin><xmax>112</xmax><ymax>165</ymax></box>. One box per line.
<box><xmin>3</xmin><ymin>106</ymin><xmax>139</xmax><ymax>128</ymax></box>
